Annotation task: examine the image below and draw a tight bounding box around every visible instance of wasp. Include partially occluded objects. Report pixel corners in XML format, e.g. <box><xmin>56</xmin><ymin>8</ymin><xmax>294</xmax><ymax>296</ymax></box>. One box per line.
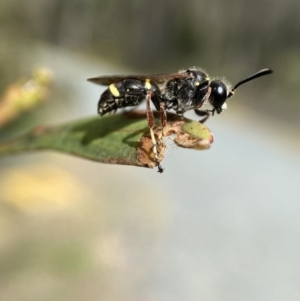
<box><xmin>88</xmin><ymin>67</ymin><xmax>273</xmax><ymax>172</ymax></box>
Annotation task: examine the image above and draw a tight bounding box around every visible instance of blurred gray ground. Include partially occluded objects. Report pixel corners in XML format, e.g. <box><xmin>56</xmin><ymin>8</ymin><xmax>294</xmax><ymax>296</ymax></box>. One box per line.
<box><xmin>0</xmin><ymin>45</ymin><xmax>300</xmax><ymax>301</ymax></box>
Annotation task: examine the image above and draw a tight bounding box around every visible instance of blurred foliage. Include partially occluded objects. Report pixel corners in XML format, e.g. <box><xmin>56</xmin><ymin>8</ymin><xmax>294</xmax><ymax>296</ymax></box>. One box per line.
<box><xmin>0</xmin><ymin>68</ymin><xmax>53</xmax><ymax>129</ymax></box>
<box><xmin>1</xmin><ymin>0</ymin><xmax>299</xmax><ymax>71</ymax></box>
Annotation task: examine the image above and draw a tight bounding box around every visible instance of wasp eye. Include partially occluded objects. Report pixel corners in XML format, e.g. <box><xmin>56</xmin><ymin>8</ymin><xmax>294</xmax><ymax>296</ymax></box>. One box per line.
<box><xmin>209</xmin><ymin>80</ymin><xmax>227</xmax><ymax>113</ymax></box>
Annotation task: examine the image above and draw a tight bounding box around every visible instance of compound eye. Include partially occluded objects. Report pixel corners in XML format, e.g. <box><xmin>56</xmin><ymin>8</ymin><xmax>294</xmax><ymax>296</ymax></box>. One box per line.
<box><xmin>209</xmin><ymin>80</ymin><xmax>227</xmax><ymax>112</ymax></box>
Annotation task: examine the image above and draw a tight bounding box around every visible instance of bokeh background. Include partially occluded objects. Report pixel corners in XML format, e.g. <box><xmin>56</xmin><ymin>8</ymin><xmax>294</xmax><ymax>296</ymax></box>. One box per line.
<box><xmin>1</xmin><ymin>1</ymin><xmax>300</xmax><ymax>300</ymax></box>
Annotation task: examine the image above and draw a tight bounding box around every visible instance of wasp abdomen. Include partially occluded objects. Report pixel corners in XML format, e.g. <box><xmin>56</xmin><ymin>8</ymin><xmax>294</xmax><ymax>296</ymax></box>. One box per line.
<box><xmin>98</xmin><ymin>79</ymin><xmax>161</xmax><ymax>116</ymax></box>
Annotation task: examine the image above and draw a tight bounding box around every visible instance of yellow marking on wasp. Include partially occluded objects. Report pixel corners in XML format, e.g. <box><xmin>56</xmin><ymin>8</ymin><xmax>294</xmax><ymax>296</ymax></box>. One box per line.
<box><xmin>145</xmin><ymin>79</ymin><xmax>151</xmax><ymax>89</ymax></box>
<box><xmin>195</xmin><ymin>81</ymin><xmax>200</xmax><ymax>86</ymax></box>
<box><xmin>109</xmin><ymin>84</ymin><xmax>120</xmax><ymax>97</ymax></box>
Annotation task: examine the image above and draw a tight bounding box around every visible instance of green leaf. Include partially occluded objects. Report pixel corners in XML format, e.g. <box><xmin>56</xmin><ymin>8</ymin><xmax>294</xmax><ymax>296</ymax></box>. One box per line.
<box><xmin>0</xmin><ymin>111</ymin><xmax>213</xmax><ymax>170</ymax></box>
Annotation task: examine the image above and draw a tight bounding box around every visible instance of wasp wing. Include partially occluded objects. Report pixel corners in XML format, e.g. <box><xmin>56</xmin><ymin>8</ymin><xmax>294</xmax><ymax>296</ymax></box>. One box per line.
<box><xmin>87</xmin><ymin>72</ymin><xmax>185</xmax><ymax>86</ymax></box>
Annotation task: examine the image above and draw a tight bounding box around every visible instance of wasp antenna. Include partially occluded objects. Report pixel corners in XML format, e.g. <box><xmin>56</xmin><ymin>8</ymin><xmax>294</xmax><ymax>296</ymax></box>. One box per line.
<box><xmin>228</xmin><ymin>68</ymin><xmax>273</xmax><ymax>98</ymax></box>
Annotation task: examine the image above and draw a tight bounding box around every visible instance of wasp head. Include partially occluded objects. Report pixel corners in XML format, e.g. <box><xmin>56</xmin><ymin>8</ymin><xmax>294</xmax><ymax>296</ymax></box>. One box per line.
<box><xmin>208</xmin><ymin>68</ymin><xmax>273</xmax><ymax>115</ymax></box>
<box><xmin>208</xmin><ymin>80</ymin><xmax>228</xmax><ymax>115</ymax></box>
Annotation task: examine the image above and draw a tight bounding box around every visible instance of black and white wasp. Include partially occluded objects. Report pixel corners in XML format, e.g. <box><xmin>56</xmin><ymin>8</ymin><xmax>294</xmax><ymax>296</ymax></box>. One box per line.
<box><xmin>88</xmin><ymin>67</ymin><xmax>273</xmax><ymax>172</ymax></box>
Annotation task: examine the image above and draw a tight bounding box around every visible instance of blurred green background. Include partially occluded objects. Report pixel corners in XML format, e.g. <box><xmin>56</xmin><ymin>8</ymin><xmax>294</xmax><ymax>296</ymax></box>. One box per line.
<box><xmin>1</xmin><ymin>1</ymin><xmax>300</xmax><ymax>301</ymax></box>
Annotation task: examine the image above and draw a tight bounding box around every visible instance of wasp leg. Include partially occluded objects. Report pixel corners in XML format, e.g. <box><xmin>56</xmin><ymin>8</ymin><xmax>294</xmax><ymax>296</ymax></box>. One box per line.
<box><xmin>194</xmin><ymin>109</ymin><xmax>210</xmax><ymax>123</ymax></box>
<box><xmin>159</xmin><ymin>102</ymin><xmax>167</xmax><ymax>139</ymax></box>
<box><xmin>194</xmin><ymin>86</ymin><xmax>212</xmax><ymax>123</ymax></box>
<box><xmin>146</xmin><ymin>91</ymin><xmax>164</xmax><ymax>173</ymax></box>
<box><xmin>149</xmin><ymin>91</ymin><xmax>167</xmax><ymax>140</ymax></box>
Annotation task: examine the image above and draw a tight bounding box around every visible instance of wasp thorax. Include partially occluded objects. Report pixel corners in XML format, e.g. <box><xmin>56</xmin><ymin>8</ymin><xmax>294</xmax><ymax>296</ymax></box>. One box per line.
<box><xmin>209</xmin><ymin>80</ymin><xmax>228</xmax><ymax>114</ymax></box>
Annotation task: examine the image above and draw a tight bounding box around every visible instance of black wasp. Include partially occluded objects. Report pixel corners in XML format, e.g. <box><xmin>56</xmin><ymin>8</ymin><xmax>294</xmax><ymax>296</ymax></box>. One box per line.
<box><xmin>88</xmin><ymin>67</ymin><xmax>273</xmax><ymax>172</ymax></box>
